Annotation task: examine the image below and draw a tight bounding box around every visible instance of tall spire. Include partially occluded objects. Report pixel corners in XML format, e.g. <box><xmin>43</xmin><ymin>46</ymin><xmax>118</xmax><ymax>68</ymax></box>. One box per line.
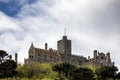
<box><xmin>64</xmin><ymin>27</ymin><xmax>66</xmax><ymax>36</ymax></box>
<box><xmin>63</xmin><ymin>28</ymin><xmax>67</xmax><ymax>39</ymax></box>
<box><xmin>30</xmin><ymin>42</ymin><xmax>34</xmax><ymax>48</ymax></box>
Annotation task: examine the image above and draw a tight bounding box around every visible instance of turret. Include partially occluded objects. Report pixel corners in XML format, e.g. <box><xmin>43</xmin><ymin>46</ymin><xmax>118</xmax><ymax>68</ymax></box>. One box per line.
<box><xmin>15</xmin><ymin>53</ymin><xmax>18</xmax><ymax>64</ymax></box>
<box><xmin>30</xmin><ymin>42</ymin><xmax>34</xmax><ymax>49</ymax></box>
<box><xmin>106</xmin><ymin>52</ymin><xmax>111</xmax><ymax>63</ymax></box>
<box><xmin>45</xmin><ymin>43</ymin><xmax>48</xmax><ymax>50</ymax></box>
<box><xmin>88</xmin><ymin>56</ymin><xmax>90</xmax><ymax>61</ymax></box>
<box><xmin>93</xmin><ymin>50</ymin><xmax>97</xmax><ymax>62</ymax></box>
<box><xmin>29</xmin><ymin>42</ymin><xmax>35</xmax><ymax>54</ymax></box>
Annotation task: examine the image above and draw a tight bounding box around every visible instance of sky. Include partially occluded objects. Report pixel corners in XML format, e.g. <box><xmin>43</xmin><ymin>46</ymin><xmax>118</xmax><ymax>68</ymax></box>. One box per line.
<box><xmin>0</xmin><ymin>0</ymin><xmax>120</xmax><ymax>68</ymax></box>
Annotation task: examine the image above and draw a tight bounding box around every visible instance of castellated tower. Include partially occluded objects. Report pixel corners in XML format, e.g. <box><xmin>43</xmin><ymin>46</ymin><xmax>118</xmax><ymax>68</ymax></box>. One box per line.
<box><xmin>92</xmin><ymin>50</ymin><xmax>112</xmax><ymax>66</ymax></box>
<box><xmin>57</xmin><ymin>35</ymin><xmax>71</xmax><ymax>62</ymax></box>
<box><xmin>93</xmin><ymin>50</ymin><xmax>97</xmax><ymax>62</ymax></box>
<box><xmin>106</xmin><ymin>52</ymin><xmax>111</xmax><ymax>65</ymax></box>
<box><xmin>15</xmin><ymin>53</ymin><xmax>18</xmax><ymax>64</ymax></box>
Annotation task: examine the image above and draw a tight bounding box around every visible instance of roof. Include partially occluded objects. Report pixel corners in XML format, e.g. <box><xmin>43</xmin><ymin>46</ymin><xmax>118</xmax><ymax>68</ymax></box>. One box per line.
<box><xmin>32</xmin><ymin>47</ymin><xmax>61</xmax><ymax>58</ymax></box>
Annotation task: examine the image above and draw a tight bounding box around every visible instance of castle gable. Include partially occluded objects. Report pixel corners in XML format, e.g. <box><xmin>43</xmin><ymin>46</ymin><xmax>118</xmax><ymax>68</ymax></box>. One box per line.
<box><xmin>25</xmin><ymin>43</ymin><xmax>61</xmax><ymax>64</ymax></box>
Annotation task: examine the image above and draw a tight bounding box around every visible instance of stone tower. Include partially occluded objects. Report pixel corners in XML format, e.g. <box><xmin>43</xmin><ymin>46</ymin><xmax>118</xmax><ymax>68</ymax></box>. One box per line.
<box><xmin>57</xmin><ymin>35</ymin><xmax>71</xmax><ymax>62</ymax></box>
<box><xmin>15</xmin><ymin>53</ymin><xmax>18</xmax><ymax>64</ymax></box>
<box><xmin>106</xmin><ymin>52</ymin><xmax>111</xmax><ymax>65</ymax></box>
<box><xmin>93</xmin><ymin>50</ymin><xmax>97</xmax><ymax>62</ymax></box>
<box><xmin>28</xmin><ymin>43</ymin><xmax>35</xmax><ymax>60</ymax></box>
<box><xmin>45</xmin><ymin>43</ymin><xmax>48</xmax><ymax>50</ymax></box>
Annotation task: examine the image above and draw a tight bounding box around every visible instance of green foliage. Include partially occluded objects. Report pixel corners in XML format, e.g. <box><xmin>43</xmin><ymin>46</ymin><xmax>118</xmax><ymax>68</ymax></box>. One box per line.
<box><xmin>87</xmin><ymin>65</ymin><xmax>100</xmax><ymax>79</ymax></box>
<box><xmin>0</xmin><ymin>50</ymin><xmax>17</xmax><ymax>78</ymax></box>
<box><xmin>116</xmin><ymin>72</ymin><xmax>120</xmax><ymax>79</ymax></box>
<box><xmin>48</xmin><ymin>71</ymin><xmax>58</xmax><ymax>79</ymax></box>
<box><xmin>41</xmin><ymin>78</ymin><xmax>53</xmax><ymax>80</ymax></box>
<box><xmin>52</xmin><ymin>62</ymin><xmax>95</xmax><ymax>80</ymax></box>
<box><xmin>96</xmin><ymin>66</ymin><xmax>118</xmax><ymax>80</ymax></box>
<box><xmin>87</xmin><ymin>65</ymin><xmax>99</xmax><ymax>73</ymax></box>
<box><xmin>0</xmin><ymin>60</ymin><xmax>17</xmax><ymax>77</ymax></box>
<box><xmin>16</xmin><ymin>64</ymin><xmax>25</xmax><ymax>78</ymax></box>
<box><xmin>1</xmin><ymin>52</ymin><xmax>120</xmax><ymax>80</ymax></box>
<box><xmin>0</xmin><ymin>50</ymin><xmax>8</xmax><ymax>59</ymax></box>
<box><xmin>16</xmin><ymin>62</ymin><xmax>56</xmax><ymax>79</ymax></box>
<box><xmin>70</xmin><ymin>67</ymin><xmax>94</xmax><ymax>80</ymax></box>
<box><xmin>52</xmin><ymin>62</ymin><xmax>76</xmax><ymax>80</ymax></box>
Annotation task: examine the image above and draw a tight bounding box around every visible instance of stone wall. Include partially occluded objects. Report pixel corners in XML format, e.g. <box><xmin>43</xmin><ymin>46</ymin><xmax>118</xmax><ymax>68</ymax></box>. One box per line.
<box><xmin>25</xmin><ymin>35</ymin><xmax>113</xmax><ymax>67</ymax></box>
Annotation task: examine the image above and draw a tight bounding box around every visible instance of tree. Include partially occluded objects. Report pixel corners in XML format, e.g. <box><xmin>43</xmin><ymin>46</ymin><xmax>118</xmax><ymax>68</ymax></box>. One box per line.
<box><xmin>70</xmin><ymin>67</ymin><xmax>94</xmax><ymax>80</ymax></box>
<box><xmin>96</xmin><ymin>66</ymin><xmax>118</xmax><ymax>80</ymax></box>
<box><xmin>52</xmin><ymin>62</ymin><xmax>76</xmax><ymax>80</ymax></box>
<box><xmin>0</xmin><ymin>60</ymin><xmax>17</xmax><ymax>77</ymax></box>
<box><xmin>17</xmin><ymin>62</ymin><xmax>52</xmax><ymax>79</ymax></box>
<box><xmin>0</xmin><ymin>50</ymin><xmax>17</xmax><ymax>78</ymax></box>
<box><xmin>115</xmin><ymin>72</ymin><xmax>120</xmax><ymax>79</ymax></box>
<box><xmin>0</xmin><ymin>50</ymin><xmax>8</xmax><ymax>63</ymax></box>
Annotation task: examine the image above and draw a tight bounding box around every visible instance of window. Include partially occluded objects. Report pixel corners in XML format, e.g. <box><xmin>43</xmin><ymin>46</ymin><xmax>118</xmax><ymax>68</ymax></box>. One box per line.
<box><xmin>101</xmin><ymin>57</ymin><xmax>103</xmax><ymax>59</ymax></box>
<box><xmin>29</xmin><ymin>55</ymin><xmax>31</xmax><ymax>58</ymax></box>
<box><xmin>38</xmin><ymin>53</ymin><xmax>40</xmax><ymax>56</ymax></box>
<box><xmin>29</xmin><ymin>55</ymin><xmax>33</xmax><ymax>59</ymax></box>
<box><xmin>50</xmin><ymin>56</ymin><xmax>52</xmax><ymax>60</ymax></box>
<box><xmin>44</xmin><ymin>55</ymin><xmax>47</xmax><ymax>59</ymax></box>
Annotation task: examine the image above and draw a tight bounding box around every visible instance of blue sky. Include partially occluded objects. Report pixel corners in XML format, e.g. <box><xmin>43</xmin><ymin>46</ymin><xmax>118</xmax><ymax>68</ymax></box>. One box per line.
<box><xmin>0</xmin><ymin>0</ymin><xmax>120</xmax><ymax>69</ymax></box>
<box><xmin>0</xmin><ymin>0</ymin><xmax>37</xmax><ymax>17</ymax></box>
<box><xmin>0</xmin><ymin>1</ymin><xmax>20</xmax><ymax>16</ymax></box>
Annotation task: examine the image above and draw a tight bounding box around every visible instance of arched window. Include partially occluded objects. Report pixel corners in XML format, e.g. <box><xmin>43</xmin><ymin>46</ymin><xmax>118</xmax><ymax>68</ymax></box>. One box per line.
<box><xmin>101</xmin><ymin>57</ymin><xmax>104</xmax><ymax>59</ymax></box>
<box><xmin>29</xmin><ymin>55</ymin><xmax>33</xmax><ymax>59</ymax></box>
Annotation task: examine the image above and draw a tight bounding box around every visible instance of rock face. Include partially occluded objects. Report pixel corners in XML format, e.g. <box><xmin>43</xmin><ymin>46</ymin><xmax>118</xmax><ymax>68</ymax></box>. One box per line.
<box><xmin>25</xmin><ymin>35</ymin><xmax>113</xmax><ymax>66</ymax></box>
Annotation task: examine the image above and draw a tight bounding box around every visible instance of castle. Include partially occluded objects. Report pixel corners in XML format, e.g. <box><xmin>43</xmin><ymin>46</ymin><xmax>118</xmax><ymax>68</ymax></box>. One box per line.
<box><xmin>25</xmin><ymin>35</ymin><xmax>113</xmax><ymax>66</ymax></box>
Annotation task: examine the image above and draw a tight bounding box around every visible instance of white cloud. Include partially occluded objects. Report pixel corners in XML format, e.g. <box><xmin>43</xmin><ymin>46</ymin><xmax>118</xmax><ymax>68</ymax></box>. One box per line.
<box><xmin>0</xmin><ymin>12</ymin><xmax>22</xmax><ymax>31</ymax></box>
<box><xmin>0</xmin><ymin>0</ymin><xmax>120</xmax><ymax>69</ymax></box>
<box><xmin>0</xmin><ymin>11</ymin><xmax>34</xmax><ymax>63</ymax></box>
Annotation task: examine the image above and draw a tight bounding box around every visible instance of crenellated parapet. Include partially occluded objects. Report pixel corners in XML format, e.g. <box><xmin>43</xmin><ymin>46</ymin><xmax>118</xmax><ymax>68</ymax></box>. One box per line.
<box><xmin>92</xmin><ymin>50</ymin><xmax>112</xmax><ymax>66</ymax></box>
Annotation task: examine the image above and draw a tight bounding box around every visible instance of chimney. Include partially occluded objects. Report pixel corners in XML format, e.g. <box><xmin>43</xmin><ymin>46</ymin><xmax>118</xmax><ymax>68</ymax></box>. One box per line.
<box><xmin>9</xmin><ymin>55</ymin><xmax>12</xmax><ymax>60</ymax></box>
<box><xmin>15</xmin><ymin>53</ymin><xmax>18</xmax><ymax>64</ymax></box>
<box><xmin>45</xmin><ymin>43</ymin><xmax>48</xmax><ymax>50</ymax></box>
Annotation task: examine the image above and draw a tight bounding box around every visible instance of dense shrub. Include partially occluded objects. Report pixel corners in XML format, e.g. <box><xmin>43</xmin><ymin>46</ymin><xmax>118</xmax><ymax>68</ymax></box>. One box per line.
<box><xmin>0</xmin><ymin>50</ymin><xmax>17</xmax><ymax>78</ymax></box>
<box><xmin>96</xmin><ymin>66</ymin><xmax>118</xmax><ymax>80</ymax></box>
